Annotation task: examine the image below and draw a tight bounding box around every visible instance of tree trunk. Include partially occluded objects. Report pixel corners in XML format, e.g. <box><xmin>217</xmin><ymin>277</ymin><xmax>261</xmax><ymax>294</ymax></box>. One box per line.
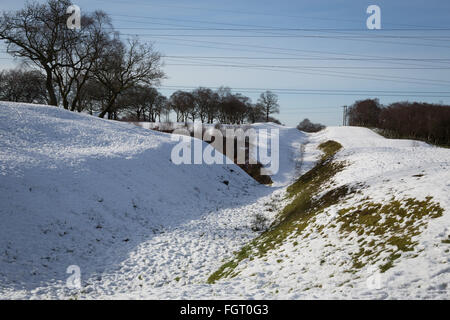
<box><xmin>98</xmin><ymin>108</ymin><xmax>108</xmax><ymax>118</ymax></box>
<box><xmin>62</xmin><ymin>95</ymin><xmax>69</xmax><ymax>110</ymax></box>
<box><xmin>45</xmin><ymin>67</ymin><xmax>58</xmax><ymax>106</ymax></box>
<box><xmin>99</xmin><ymin>94</ymin><xmax>118</xmax><ymax>118</ymax></box>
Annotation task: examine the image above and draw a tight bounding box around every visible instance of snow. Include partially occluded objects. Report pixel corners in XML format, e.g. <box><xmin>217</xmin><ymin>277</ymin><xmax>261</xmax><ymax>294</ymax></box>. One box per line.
<box><xmin>205</xmin><ymin>126</ymin><xmax>450</xmax><ymax>299</ymax></box>
<box><xmin>0</xmin><ymin>102</ymin><xmax>305</xmax><ymax>299</ymax></box>
<box><xmin>132</xmin><ymin>121</ymin><xmax>308</xmax><ymax>187</ymax></box>
<box><xmin>0</xmin><ymin>102</ymin><xmax>448</xmax><ymax>299</ymax></box>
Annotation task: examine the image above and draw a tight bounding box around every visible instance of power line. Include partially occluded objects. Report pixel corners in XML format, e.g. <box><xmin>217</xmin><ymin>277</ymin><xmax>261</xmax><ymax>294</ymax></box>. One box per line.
<box><xmin>107</xmin><ymin>16</ymin><xmax>450</xmax><ymax>55</ymax></box>
<box><xmin>110</xmin><ymin>19</ymin><xmax>450</xmax><ymax>49</ymax></box>
<box><xmin>157</xmin><ymin>85</ymin><xmax>450</xmax><ymax>97</ymax></box>
<box><xmin>1</xmin><ymin>12</ymin><xmax>449</xmax><ymax>90</ymax></box>
<box><xmin>110</xmin><ymin>28</ymin><xmax>450</xmax><ymax>43</ymax></box>
<box><xmin>164</xmin><ymin>62</ymin><xmax>450</xmax><ymax>70</ymax></box>
<box><xmin>105</xmin><ymin>1</ymin><xmax>449</xmax><ymax>30</ymax></box>
<box><xmin>159</xmin><ymin>50</ymin><xmax>450</xmax><ymax>84</ymax></box>
<box><xmin>122</xmin><ymin>32</ymin><xmax>450</xmax><ymax>49</ymax></box>
<box><xmin>108</xmin><ymin>13</ymin><xmax>450</xmax><ymax>67</ymax></box>
<box><xmin>105</xmin><ymin>15</ymin><xmax>450</xmax><ymax>72</ymax></box>
<box><xmin>162</xmin><ymin>56</ymin><xmax>450</xmax><ymax>89</ymax></box>
<box><xmin>112</xmin><ymin>13</ymin><xmax>450</xmax><ymax>33</ymax></box>
<box><xmin>108</xmin><ymin>12</ymin><xmax>450</xmax><ymax>55</ymax></box>
<box><xmin>113</xmin><ymin>30</ymin><xmax>450</xmax><ymax>45</ymax></box>
<box><xmin>109</xmin><ymin>17</ymin><xmax>450</xmax><ymax>50</ymax></box>
<box><xmin>162</xmin><ymin>55</ymin><xmax>450</xmax><ymax>62</ymax></box>
<box><xmin>283</xmin><ymin>110</ymin><xmax>341</xmax><ymax>114</ymax></box>
<box><xmin>161</xmin><ymin>85</ymin><xmax>450</xmax><ymax>93</ymax></box>
<box><xmin>163</xmin><ymin>56</ymin><xmax>450</xmax><ymax>87</ymax></box>
<box><xmin>2</xmin><ymin>41</ymin><xmax>448</xmax><ymax>86</ymax></box>
<box><xmin>108</xmin><ymin>27</ymin><xmax>450</xmax><ymax>32</ymax></box>
<box><xmin>150</xmin><ymin>36</ymin><xmax>450</xmax><ymax>68</ymax></box>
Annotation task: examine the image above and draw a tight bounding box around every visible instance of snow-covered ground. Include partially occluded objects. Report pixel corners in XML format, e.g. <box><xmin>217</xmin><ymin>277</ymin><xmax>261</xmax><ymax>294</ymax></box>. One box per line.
<box><xmin>209</xmin><ymin>127</ymin><xmax>450</xmax><ymax>299</ymax></box>
<box><xmin>0</xmin><ymin>102</ymin><xmax>448</xmax><ymax>299</ymax></box>
<box><xmin>0</xmin><ymin>102</ymin><xmax>307</xmax><ymax>299</ymax></box>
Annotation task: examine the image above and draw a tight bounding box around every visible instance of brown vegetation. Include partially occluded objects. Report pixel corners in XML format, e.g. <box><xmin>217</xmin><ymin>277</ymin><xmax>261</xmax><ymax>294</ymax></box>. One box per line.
<box><xmin>347</xmin><ymin>99</ymin><xmax>450</xmax><ymax>146</ymax></box>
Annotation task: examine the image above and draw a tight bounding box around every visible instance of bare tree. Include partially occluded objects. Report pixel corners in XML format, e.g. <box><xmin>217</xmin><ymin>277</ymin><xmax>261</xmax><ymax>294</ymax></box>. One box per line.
<box><xmin>296</xmin><ymin>118</ymin><xmax>325</xmax><ymax>132</ymax></box>
<box><xmin>170</xmin><ymin>90</ymin><xmax>194</xmax><ymax>122</ymax></box>
<box><xmin>143</xmin><ymin>87</ymin><xmax>160</xmax><ymax>122</ymax></box>
<box><xmin>153</xmin><ymin>94</ymin><xmax>168</xmax><ymax>122</ymax></box>
<box><xmin>378</xmin><ymin>102</ymin><xmax>450</xmax><ymax>146</ymax></box>
<box><xmin>257</xmin><ymin>90</ymin><xmax>280</xmax><ymax>122</ymax></box>
<box><xmin>247</xmin><ymin>103</ymin><xmax>265</xmax><ymax>123</ymax></box>
<box><xmin>348</xmin><ymin>99</ymin><xmax>381</xmax><ymax>127</ymax></box>
<box><xmin>76</xmin><ymin>78</ymin><xmax>106</xmax><ymax>115</ymax></box>
<box><xmin>0</xmin><ymin>68</ymin><xmax>47</xmax><ymax>103</ymax></box>
<box><xmin>0</xmin><ymin>0</ymin><xmax>75</xmax><ymax>106</ymax></box>
<box><xmin>93</xmin><ymin>38</ymin><xmax>164</xmax><ymax>119</ymax></box>
<box><xmin>119</xmin><ymin>85</ymin><xmax>168</xmax><ymax>122</ymax></box>
<box><xmin>118</xmin><ymin>86</ymin><xmax>146</xmax><ymax>121</ymax></box>
<box><xmin>193</xmin><ymin>87</ymin><xmax>219</xmax><ymax>123</ymax></box>
<box><xmin>52</xmin><ymin>11</ymin><xmax>113</xmax><ymax>112</ymax></box>
<box><xmin>219</xmin><ymin>93</ymin><xmax>248</xmax><ymax>124</ymax></box>
<box><xmin>216</xmin><ymin>86</ymin><xmax>232</xmax><ymax>123</ymax></box>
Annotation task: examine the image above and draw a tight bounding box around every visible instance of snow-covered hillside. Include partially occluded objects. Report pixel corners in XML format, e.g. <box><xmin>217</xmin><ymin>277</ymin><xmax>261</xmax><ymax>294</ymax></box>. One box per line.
<box><xmin>203</xmin><ymin>127</ymin><xmax>450</xmax><ymax>299</ymax></box>
<box><xmin>0</xmin><ymin>102</ymin><xmax>306</xmax><ymax>299</ymax></box>
<box><xmin>1</xmin><ymin>102</ymin><xmax>448</xmax><ymax>299</ymax></box>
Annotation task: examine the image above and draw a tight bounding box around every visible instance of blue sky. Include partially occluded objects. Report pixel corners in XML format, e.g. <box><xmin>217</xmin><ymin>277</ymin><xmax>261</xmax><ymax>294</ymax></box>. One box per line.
<box><xmin>1</xmin><ymin>0</ymin><xmax>450</xmax><ymax>126</ymax></box>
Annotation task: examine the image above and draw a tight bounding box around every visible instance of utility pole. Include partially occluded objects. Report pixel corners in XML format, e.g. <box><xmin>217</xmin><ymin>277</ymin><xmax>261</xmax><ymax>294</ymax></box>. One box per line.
<box><xmin>342</xmin><ymin>105</ymin><xmax>348</xmax><ymax>126</ymax></box>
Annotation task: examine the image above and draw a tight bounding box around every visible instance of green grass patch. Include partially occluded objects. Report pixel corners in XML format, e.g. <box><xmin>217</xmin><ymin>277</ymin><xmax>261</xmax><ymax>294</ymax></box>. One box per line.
<box><xmin>337</xmin><ymin>196</ymin><xmax>444</xmax><ymax>273</ymax></box>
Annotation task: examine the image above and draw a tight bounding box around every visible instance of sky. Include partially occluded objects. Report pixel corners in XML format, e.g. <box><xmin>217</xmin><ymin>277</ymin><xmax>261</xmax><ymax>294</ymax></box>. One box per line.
<box><xmin>1</xmin><ymin>0</ymin><xmax>450</xmax><ymax>126</ymax></box>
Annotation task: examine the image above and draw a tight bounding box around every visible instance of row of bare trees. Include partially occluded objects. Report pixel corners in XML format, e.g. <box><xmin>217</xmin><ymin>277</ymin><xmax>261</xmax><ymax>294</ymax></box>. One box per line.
<box><xmin>347</xmin><ymin>99</ymin><xmax>450</xmax><ymax>146</ymax></box>
<box><xmin>169</xmin><ymin>88</ymin><xmax>280</xmax><ymax>124</ymax></box>
<box><xmin>0</xmin><ymin>0</ymin><xmax>164</xmax><ymax>119</ymax></box>
<box><xmin>119</xmin><ymin>86</ymin><xmax>168</xmax><ymax>122</ymax></box>
<box><xmin>0</xmin><ymin>68</ymin><xmax>47</xmax><ymax>103</ymax></box>
<box><xmin>296</xmin><ymin>118</ymin><xmax>325</xmax><ymax>132</ymax></box>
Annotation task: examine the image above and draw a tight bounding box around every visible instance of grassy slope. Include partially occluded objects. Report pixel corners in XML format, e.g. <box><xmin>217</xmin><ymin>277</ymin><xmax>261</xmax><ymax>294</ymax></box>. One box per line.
<box><xmin>208</xmin><ymin>140</ymin><xmax>445</xmax><ymax>284</ymax></box>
